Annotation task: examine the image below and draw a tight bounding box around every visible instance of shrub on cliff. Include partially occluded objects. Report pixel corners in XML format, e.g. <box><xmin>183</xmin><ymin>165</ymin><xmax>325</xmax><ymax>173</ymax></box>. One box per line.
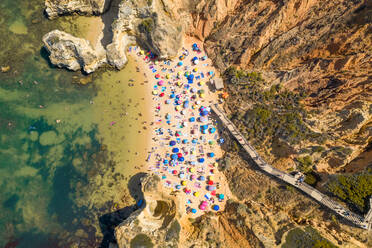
<box><xmin>328</xmin><ymin>173</ymin><xmax>372</xmax><ymax>213</ymax></box>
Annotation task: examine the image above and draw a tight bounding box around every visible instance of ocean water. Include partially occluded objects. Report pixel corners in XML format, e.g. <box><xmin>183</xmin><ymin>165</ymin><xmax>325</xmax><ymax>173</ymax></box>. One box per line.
<box><xmin>0</xmin><ymin>0</ymin><xmax>149</xmax><ymax>247</ymax></box>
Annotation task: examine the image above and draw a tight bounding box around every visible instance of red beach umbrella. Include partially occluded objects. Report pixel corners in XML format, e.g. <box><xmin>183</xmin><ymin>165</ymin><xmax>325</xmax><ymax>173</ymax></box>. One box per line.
<box><xmin>207</xmin><ymin>180</ymin><xmax>214</xmax><ymax>185</ymax></box>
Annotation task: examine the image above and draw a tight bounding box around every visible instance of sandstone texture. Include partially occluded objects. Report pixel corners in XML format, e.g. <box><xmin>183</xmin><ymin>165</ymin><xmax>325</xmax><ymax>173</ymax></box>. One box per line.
<box><xmin>42</xmin><ymin>30</ymin><xmax>106</xmax><ymax>73</ymax></box>
<box><xmin>204</xmin><ymin>0</ymin><xmax>372</xmax><ymax>173</ymax></box>
<box><xmin>45</xmin><ymin>0</ymin><xmax>111</xmax><ymax>19</ymax></box>
<box><xmin>114</xmin><ymin>174</ymin><xmax>181</xmax><ymax>248</ymax></box>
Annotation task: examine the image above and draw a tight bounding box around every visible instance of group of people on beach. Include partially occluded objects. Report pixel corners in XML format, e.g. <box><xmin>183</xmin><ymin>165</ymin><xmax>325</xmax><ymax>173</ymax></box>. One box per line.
<box><xmin>129</xmin><ymin>42</ymin><xmax>227</xmax><ymax>215</ymax></box>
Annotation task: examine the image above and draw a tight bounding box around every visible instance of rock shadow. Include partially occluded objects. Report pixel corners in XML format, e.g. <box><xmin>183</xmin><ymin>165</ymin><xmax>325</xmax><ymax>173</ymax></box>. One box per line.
<box><xmin>98</xmin><ymin>172</ymin><xmax>147</xmax><ymax>248</ymax></box>
<box><xmin>40</xmin><ymin>47</ymin><xmax>56</xmax><ymax>69</ymax></box>
<box><xmin>100</xmin><ymin>0</ymin><xmax>121</xmax><ymax>48</ymax></box>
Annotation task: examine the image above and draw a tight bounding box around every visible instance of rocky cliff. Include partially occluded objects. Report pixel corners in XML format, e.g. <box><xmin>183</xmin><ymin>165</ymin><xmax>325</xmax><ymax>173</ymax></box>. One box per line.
<box><xmin>114</xmin><ymin>174</ymin><xmax>181</xmax><ymax>248</ymax></box>
<box><xmin>204</xmin><ymin>0</ymin><xmax>372</xmax><ymax>173</ymax></box>
<box><xmin>42</xmin><ymin>30</ymin><xmax>106</xmax><ymax>73</ymax></box>
<box><xmin>45</xmin><ymin>0</ymin><xmax>111</xmax><ymax>19</ymax></box>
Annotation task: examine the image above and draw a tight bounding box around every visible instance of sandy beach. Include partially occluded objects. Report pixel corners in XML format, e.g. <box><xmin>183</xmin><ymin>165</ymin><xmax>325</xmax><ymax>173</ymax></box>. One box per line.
<box><xmin>128</xmin><ymin>36</ymin><xmax>232</xmax><ymax>219</ymax></box>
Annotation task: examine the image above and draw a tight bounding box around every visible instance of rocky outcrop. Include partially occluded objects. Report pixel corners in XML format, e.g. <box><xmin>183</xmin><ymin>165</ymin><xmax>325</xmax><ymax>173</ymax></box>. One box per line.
<box><xmin>45</xmin><ymin>0</ymin><xmax>111</xmax><ymax>19</ymax></box>
<box><xmin>106</xmin><ymin>33</ymin><xmax>135</xmax><ymax>70</ymax></box>
<box><xmin>204</xmin><ymin>0</ymin><xmax>372</xmax><ymax>173</ymax></box>
<box><xmin>107</xmin><ymin>0</ymin><xmax>184</xmax><ymax>60</ymax></box>
<box><xmin>114</xmin><ymin>174</ymin><xmax>180</xmax><ymax>248</ymax></box>
<box><xmin>42</xmin><ymin>30</ymin><xmax>106</xmax><ymax>73</ymax></box>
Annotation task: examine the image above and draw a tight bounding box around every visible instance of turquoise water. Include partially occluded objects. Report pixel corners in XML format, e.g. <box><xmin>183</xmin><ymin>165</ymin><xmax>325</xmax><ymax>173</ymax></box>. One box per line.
<box><xmin>0</xmin><ymin>0</ymin><xmax>149</xmax><ymax>247</ymax></box>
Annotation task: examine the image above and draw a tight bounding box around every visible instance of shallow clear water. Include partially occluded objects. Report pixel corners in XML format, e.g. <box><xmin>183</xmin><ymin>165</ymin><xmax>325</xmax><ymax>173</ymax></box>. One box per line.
<box><xmin>0</xmin><ymin>0</ymin><xmax>149</xmax><ymax>247</ymax></box>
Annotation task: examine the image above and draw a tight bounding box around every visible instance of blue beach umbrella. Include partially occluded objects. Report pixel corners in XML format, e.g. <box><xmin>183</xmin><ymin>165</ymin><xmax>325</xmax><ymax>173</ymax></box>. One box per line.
<box><xmin>199</xmin><ymin>176</ymin><xmax>205</xmax><ymax>181</ymax></box>
<box><xmin>170</xmin><ymin>140</ymin><xmax>176</xmax><ymax>146</ymax></box>
<box><xmin>189</xmin><ymin>117</ymin><xmax>195</xmax><ymax>122</ymax></box>
<box><xmin>172</xmin><ymin>148</ymin><xmax>179</xmax><ymax>153</ymax></box>
<box><xmin>178</xmin><ymin>157</ymin><xmax>185</xmax><ymax>162</ymax></box>
<box><xmin>171</xmin><ymin>154</ymin><xmax>178</xmax><ymax>160</ymax></box>
<box><xmin>191</xmin><ymin>208</ymin><xmax>197</xmax><ymax>214</ymax></box>
<box><xmin>192</xmin><ymin>139</ymin><xmax>198</xmax><ymax>144</ymax></box>
<box><xmin>198</xmin><ymin>158</ymin><xmax>205</xmax><ymax>163</ymax></box>
<box><xmin>163</xmin><ymin>160</ymin><xmax>169</xmax><ymax>164</ymax></box>
<box><xmin>212</xmin><ymin>205</ymin><xmax>220</xmax><ymax>211</ymax></box>
<box><xmin>208</xmin><ymin>153</ymin><xmax>215</xmax><ymax>158</ymax></box>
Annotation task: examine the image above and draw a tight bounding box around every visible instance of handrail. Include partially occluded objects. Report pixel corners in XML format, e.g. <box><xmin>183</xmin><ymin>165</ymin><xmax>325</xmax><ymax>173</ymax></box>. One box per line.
<box><xmin>210</xmin><ymin>103</ymin><xmax>370</xmax><ymax>230</ymax></box>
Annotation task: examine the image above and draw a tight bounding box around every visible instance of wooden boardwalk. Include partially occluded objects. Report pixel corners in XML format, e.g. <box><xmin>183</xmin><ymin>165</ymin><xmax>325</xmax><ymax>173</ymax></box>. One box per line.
<box><xmin>210</xmin><ymin>103</ymin><xmax>371</xmax><ymax>230</ymax></box>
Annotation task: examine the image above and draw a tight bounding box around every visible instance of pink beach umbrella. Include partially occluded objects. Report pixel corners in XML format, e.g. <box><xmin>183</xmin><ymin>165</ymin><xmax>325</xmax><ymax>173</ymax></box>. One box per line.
<box><xmin>158</xmin><ymin>80</ymin><xmax>164</xmax><ymax>86</ymax></box>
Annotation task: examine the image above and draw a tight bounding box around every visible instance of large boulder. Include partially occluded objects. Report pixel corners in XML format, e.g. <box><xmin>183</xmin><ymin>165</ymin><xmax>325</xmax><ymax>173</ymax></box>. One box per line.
<box><xmin>45</xmin><ymin>0</ymin><xmax>111</xmax><ymax>19</ymax></box>
<box><xmin>42</xmin><ymin>30</ymin><xmax>106</xmax><ymax>73</ymax></box>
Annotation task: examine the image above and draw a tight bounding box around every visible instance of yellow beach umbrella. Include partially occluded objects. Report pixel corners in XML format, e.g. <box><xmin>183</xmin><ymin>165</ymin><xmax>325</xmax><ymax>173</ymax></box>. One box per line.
<box><xmin>199</xmin><ymin>81</ymin><xmax>205</xmax><ymax>86</ymax></box>
<box><xmin>189</xmin><ymin>167</ymin><xmax>195</xmax><ymax>173</ymax></box>
<box><xmin>213</xmin><ymin>162</ymin><xmax>218</xmax><ymax>167</ymax></box>
<box><xmin>209</xmin><ymin>176</ymin><xmax>214</xmax><ymax>181</ymax></box>
<box><xmin>181</xmin><ymin>180</ymin><xmax>187</xmax><ymax>186</ymax></box>
<box><xmin>194</xmin><ymin>192</ymin><xmax>200</xmax><ymax>197</ymax></box>
<box><xmin>193</xmin><ymin>68</ymin><xmax>198</xmax><ymax>72</ymax></box>
<box><xmin>152</xmin><ymin>90</ymin><xmax>158</xmax><ymax>95</ymax></box>
<box><xmin>140</xmin><ymin>50</ymin><xmax>144</xmax><ymax>55</ymax></box>
<box><xmin>166</xmin><ymin>74</ymin><xmax>170</xmax><ymax>79</ymax></box>
<box><xmin>200</xmin><ymin>93</ymin><xmax>205</xmax><ymax>98</ymax></box>
<box><xmin>176</xmin><ymin>106</ymin><xmax>181</xmax><ymax>111</ymax></box>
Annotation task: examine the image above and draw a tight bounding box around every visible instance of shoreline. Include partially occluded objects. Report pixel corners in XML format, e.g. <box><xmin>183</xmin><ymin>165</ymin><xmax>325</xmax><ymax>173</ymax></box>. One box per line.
<box><xmin>128</xmin><ymin>36</ymin><xmax>232</xmax><ymax>221</ymax></box>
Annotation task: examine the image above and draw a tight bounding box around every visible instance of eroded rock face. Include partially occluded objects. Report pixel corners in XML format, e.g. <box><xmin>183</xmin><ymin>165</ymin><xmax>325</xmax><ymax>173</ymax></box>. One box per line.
<box><xmin>42</xmin><ymin>30</ymin><xmax>106</xmax><ymax>73</ymax></box>
<box><xmin>45</xmin><ymin>0</ymin><xmax>111</xmax><ymax>19</ymax></box>
<box><xmin>114</xmin><ymin>174</ymin><xmax>180</xmax><ymax>248</ymax></box>
<box><xmin>204</xmin><ymin>0</ymin><xmax>372</xmax><ymax>172</ymax></box>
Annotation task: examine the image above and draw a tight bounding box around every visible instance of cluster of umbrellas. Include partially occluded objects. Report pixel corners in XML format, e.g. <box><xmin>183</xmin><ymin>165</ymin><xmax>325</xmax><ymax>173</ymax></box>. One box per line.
<box><xmin>132</xmin><ymin>43</ymin><xmax>227</xmax><ymax>215</ymax></box>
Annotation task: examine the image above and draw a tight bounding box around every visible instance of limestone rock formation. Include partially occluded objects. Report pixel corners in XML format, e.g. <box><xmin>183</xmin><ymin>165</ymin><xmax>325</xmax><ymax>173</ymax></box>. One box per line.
<box><xmin>45</xmin><ymin>0</ymin><xmax>111</xmax><ymax>19</ymax></box>
<box><xmin>204</xmin><ymin>0</ymin><xmax>372</xmax><ymax>173</ymax></box>
<box><xmin>107</xmin><ymin>0</ymin><xmax>184</xmax><ymax>60</ymax></box>
<box><xmin>42</xmin><ymin>30</ymin><xmax>106</xmax><ymax>73</ymax></box>
<box><xmin>114</xmin><ymin>174</ymin><xmax>180</xmax><ymax>248</ymax></box>
<box><xmin>106</xmin><ymin>33</ymin><xmax>135</xmax><ymax>70</ymax></box>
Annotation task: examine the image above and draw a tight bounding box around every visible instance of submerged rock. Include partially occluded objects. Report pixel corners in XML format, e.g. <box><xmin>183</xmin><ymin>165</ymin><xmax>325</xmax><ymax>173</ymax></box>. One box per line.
<box><xmin>42</xmin><ymin>30</ymin><xmax>106</xmax><ymax>73</ymax></box>
<box><xmin>1</xmin><ymin>66</ymin><xmax>10</xmax><ymax>73</ymax></box>
<box><xmin>45</xmin><ymin>0</ymin><xmax>111</xmax><ymax>19</ymax></box>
